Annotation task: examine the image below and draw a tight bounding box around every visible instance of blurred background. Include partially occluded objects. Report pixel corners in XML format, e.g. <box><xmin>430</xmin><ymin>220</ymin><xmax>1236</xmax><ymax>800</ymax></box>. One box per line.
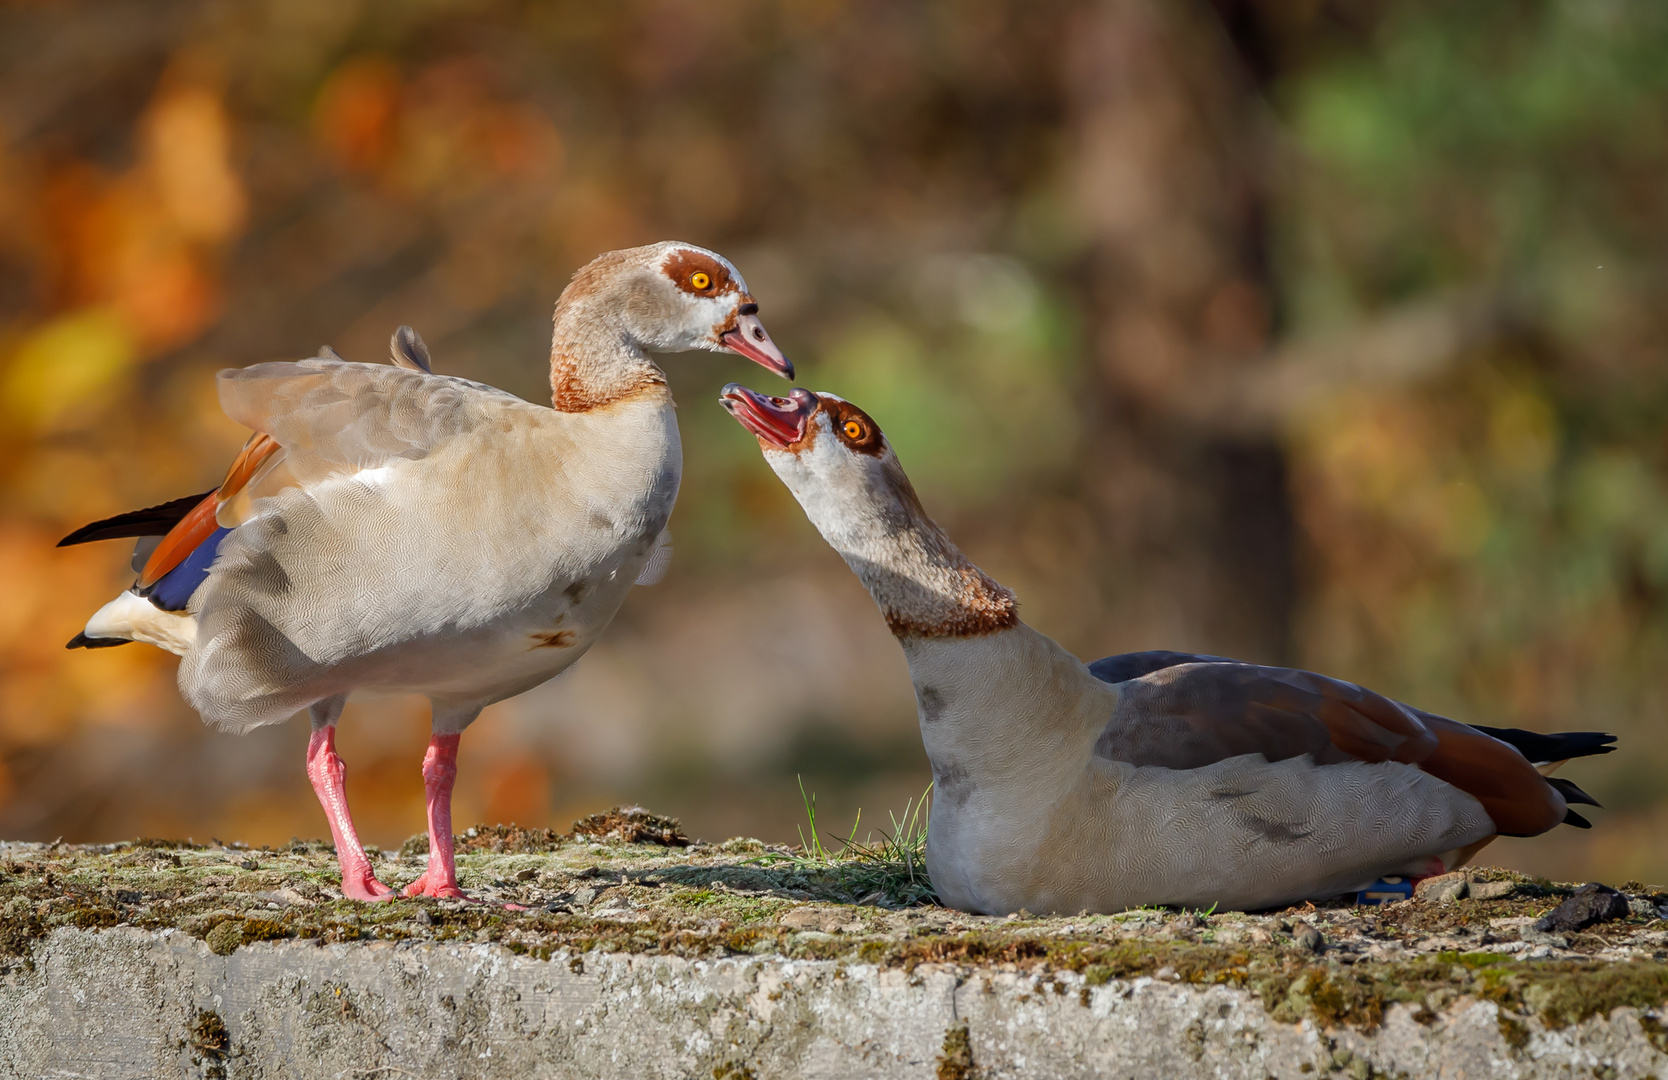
<box><xmin>2</xmin><ymin>0</ymin><xmax>1665</xmax><ymax>884</ymax></box>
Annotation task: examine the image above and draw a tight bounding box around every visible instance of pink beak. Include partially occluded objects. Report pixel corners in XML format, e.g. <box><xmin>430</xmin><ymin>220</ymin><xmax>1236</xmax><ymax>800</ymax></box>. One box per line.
<box><xmin>720</xmin><ymin>384</ymin><xmax>817</xmax><ymax>448</ymax></box>
<box><xmin>720</xmin><ymin>303</ymin><xmax>793</xmax><ymax>380</ymax></box>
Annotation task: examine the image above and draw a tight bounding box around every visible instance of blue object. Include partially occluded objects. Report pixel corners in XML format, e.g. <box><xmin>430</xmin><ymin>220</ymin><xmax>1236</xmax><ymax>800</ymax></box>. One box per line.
<box><xmin>1356</xmin><ymin>876</ymin><xmax>1416</xmax><ymax>905</ymax></box>
<box><xmin>143</xmin><ymin>526</ymin><xmax>231</xmax><ymax>611</ymax></box>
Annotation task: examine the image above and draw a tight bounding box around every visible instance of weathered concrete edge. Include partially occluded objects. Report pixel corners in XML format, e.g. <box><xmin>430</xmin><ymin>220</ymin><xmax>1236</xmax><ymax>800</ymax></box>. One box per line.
<box><xmin>2</xmin><ymin>927</ymin><xmax>1665</xmax><ymax>1079</ymax></box>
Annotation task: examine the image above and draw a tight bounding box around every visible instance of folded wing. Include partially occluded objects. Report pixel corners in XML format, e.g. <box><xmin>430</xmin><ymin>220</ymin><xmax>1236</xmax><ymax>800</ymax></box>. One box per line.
<box><xmin>1092</xmin><ymin>657</ymin><xmax>1600</xmax><ymax>837</ymax></box>
<box><xmin>216</xmin><ymin>359</ymin><xmax>504</xmax><ymax>477</ymax></box>
<box><xmin>62</xmin><ymin>356</ymin><xmax>508</xmax><ymax>612</ymax></box>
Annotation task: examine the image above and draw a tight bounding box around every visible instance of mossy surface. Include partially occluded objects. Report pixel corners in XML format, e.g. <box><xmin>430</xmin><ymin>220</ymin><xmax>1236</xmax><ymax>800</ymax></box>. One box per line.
<box><xmin>3</xmin><ymin>825</ymin><xmax>1664</xmax><ymax>1035</ymax></box>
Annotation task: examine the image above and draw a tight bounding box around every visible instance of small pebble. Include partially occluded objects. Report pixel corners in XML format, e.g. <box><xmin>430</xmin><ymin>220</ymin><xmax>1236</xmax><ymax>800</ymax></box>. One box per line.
<box><xmin>1293</xmin><ymin>923</ymin><xmax>1325</xmax><ymax>954</ymax></box>
<box><xmin>1413</xmin><ymin>873</ymin><xmax>1468</xmax><ymax>903</ymax></box>
<box><xmin>1519</xmin><ymin>924</ymin><xmax>1568</xmax><ymax>948</ymax></box>
<box><xmin>1468</xmin><ymin>880</ymin><xmax>1516</xmax><ymax>901</ymax></box>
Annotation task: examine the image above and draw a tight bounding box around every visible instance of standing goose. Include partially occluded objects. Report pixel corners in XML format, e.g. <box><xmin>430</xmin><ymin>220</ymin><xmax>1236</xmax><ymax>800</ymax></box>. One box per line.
<box><xmin>58</xmin><ymin>243</ymin><xmax>790</xmax><ymax>901</ymax></box>
<box><xmin>719</xmin><ymin>384</ymin><xmax>1614</xmax><ymax>914</ymax></box>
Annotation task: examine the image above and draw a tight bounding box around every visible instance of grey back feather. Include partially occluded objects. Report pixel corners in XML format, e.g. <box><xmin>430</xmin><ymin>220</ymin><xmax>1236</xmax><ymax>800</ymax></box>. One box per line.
<box><xmin>217</xmin><ymin>360</ymin><xmax>518</xmax><ymax>476</ymax></box>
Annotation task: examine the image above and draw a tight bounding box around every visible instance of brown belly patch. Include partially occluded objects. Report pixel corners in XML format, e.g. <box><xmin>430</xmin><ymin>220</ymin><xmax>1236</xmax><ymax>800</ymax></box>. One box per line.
<box><xmin>530</xmin><ymin>630</ymin><xmax>577</xmax><ymax>649</ymax></box>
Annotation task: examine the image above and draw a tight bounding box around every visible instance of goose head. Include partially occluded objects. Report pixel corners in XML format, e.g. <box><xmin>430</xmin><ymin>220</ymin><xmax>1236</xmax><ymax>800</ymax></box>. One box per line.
<box><xmin>559</xmin><ymin>242</ymin><xmax>792</xmax><ymax>379</ymax></box>
<box><xmin>719</xmin><ymin>383</ymin><xmax>897</xmax><ymax>543</ymax></box>
<box><xmin>719</xmin><ymin>382</ymin><xmax>1018</xmax><ymax>637</ymax></box>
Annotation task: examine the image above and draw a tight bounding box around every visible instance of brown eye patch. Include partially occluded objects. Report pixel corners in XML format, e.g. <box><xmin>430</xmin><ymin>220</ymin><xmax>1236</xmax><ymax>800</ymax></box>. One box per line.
<box><xmin>663</xmin><ymin>249</ymin><xmax>736</xmax><ymax>296</ymax></box>
<box><xmin>823</xmin><ymin>398</ymin><xmax>884</xmax><ymax>456</ymax></box>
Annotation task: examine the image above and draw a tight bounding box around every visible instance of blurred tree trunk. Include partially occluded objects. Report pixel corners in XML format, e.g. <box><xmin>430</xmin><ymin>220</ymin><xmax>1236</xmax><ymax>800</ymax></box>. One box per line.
<box><xmin>1065</xmin><ymin>0</ymin><xmax>1294</xmax><ymax>662</ymax></box>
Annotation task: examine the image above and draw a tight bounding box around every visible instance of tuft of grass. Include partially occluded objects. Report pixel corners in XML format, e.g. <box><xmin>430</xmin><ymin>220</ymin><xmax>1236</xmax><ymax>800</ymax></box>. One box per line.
<box><xmin>762</xmin><ymin>777</ymin><xmax>938</xmax><ymax>908</ymax></box>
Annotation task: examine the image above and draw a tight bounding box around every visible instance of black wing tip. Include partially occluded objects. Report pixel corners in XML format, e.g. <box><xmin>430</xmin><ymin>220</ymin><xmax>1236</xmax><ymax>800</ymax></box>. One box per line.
<box><xmin>58</xmin><ymin>522</ymin><xmax>112</xmax><ymax>547</ymax></box>
<box><xmin>57</xmin><ymin>490</ymin><xmax>217</xmax><ymax>548</ymax></box>
<box><xmin>1470</xmin><ymin>724</ymin><xmax>1618</xmax><ymax>763</ymax></box>
<box><xmin>1562</xmin><ymin>808</ymin><xmax>1593</xmax><ymax>829</ymax></box>
<box><xmin>1546</xmin><ymin>776</ymin><xmax>1603</xmax><ymax>808</ymax></box>
<box><xmin>66</xmin><ymin>632</ymin><xmax>130</xmax><ymax>650</ymax></box>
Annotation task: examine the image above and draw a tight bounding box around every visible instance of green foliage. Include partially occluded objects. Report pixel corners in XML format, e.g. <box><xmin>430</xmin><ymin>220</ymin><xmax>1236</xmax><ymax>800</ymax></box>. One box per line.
<box><xmin>766</xmin><ymin>777</ymin><xmax>937</xmax><ymax>908</ymax></box>
<box><xmin>1273</xmin><ymin>0</ymin><xmax>1668</xmax><ymax>850</ymax></box>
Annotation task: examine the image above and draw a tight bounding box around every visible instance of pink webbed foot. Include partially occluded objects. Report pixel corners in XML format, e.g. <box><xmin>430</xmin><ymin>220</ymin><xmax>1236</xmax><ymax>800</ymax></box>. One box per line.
<box><xmin>399</xmin><ymin>875</ymin><xmax>525</xmax><ymax>909</ymax></box>
<box><xmin>402</xmin><ymin>870</ymin><xmax>471</xmax><ymax>901</ymax></box>
<box><xmin>341</xmin><ymin>867</ymin><xmax>397</xmax><ymax>902</ymax></box>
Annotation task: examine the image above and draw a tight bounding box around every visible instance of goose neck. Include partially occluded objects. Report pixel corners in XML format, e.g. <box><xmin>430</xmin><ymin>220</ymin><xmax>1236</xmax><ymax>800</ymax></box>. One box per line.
<box><xmin>824</xmin><ymin>485</ymin><xmax>1018</xmax><ymax>641</ymax></box>
<box><xmin>548</xmin><ymin>295</ymin><xmax>665</xmax><ymax>413</ymax></box>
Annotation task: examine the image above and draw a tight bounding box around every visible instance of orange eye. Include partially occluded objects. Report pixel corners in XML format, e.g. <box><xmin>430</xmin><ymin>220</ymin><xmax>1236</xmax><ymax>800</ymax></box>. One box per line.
<box><xmin>690</xmin><ymin>271</ymin><xmax>711</xmax><ymax>290</ymax></box>
<box><xmin>842</xmin><ymin>420</ymin><xmax>864</xmax><ymax>440</ymax></box>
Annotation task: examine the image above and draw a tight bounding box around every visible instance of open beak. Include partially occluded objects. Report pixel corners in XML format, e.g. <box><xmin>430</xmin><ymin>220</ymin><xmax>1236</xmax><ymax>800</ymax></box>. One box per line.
<box><xmin>720</xmin><ymin>304</ymin><xmax>793</xmax><ymax>380</ymax></box>
<box><xmin>720</xmin><ymin>384</ymin><xmax>817</xmax><ymax>449</ymax></box>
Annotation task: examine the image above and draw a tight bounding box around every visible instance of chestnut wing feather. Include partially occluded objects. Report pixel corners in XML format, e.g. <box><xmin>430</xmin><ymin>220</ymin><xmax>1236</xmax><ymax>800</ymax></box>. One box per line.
<box><xmin>1094</xmin><ymin>661</ymin><xmax>1437</xmax><ymax>770</ymax></box>
<box><xmin>1093</xmin><ymin>660</ymin><xmax>1571</xmax><ymax>836</ymax></box>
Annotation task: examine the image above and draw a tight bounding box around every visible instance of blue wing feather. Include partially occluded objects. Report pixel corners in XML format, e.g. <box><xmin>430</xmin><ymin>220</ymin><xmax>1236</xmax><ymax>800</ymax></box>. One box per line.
<box><xmin>140</xmin><ymin>526</ymin><xmax>231</xmax><ymax>611</ymax></box>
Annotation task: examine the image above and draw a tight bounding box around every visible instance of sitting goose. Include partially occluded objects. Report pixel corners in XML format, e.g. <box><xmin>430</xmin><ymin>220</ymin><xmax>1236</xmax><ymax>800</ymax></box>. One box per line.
<box><xmin>719</xmin><ymin>384</ymin><xmax>1614</xmax><ymax>914</ymax></box>
<box><xmin>57</xmin><ymin>243</ymin><xmax>790</xmax><ymax>902</ymax></box>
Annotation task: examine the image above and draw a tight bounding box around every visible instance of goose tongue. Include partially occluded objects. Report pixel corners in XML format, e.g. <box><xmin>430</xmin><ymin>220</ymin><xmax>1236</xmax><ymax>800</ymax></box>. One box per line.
<box><xmin>721</xmin><ymin>308</ymin><xmax>794</xmax><ymax>379</ymax></box>
<box><xmin>720</xmin><ymin>384</ymin><xmax>816</xmax><ymax>448</ymax></box>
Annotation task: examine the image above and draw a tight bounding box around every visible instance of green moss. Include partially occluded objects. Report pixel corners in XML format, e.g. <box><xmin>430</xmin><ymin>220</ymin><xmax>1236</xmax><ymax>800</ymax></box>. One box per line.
<box><xmin>1506</xmin><ymin>962</ymin><xmax>1668</xmax><ymax>1028</ymax></box>
<box><xmin>0</xmin><ymin>903</ymin><xmax>43</xmax><ymax>957</ymax></box>
<box><xmin>1438</xmin><ymin>950</ymin><xmax>1509</xmax><ymax>969</ymax></box>
<box><xmin>1498</xmin><ymin>1011</ymin><xmax>1531</xmax><ymax>1049</ymax></box>
<box><xmin>189</xmin><ymin>1008</ymin><xmax>230</xmax><ymax>1079</ymax></box>
<box><xmin>68</xmin><ymin>905</ymin><xmax>119</xmax><ymax>930</ymax></box>
<box><xmin>1639</xmin><ymin>1014</ymin><xmax>1668</xmax><ymax>1054</ymax></box>
<box><xmin>205</xmin><ymin>916</ymin><xmax>293</xmax><ymax>955</ymax></box>
<box><xmin>936</xmin><ymin>1021</ymin><xmax>974</xmax><ymax>1080</ymax></box>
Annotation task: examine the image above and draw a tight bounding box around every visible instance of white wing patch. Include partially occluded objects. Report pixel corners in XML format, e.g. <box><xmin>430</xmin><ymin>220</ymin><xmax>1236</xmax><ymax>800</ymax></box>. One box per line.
<box><xmin>634</xmin><ymin>528</ymin><xmax>673</xmax><ymax>586</ymax></box>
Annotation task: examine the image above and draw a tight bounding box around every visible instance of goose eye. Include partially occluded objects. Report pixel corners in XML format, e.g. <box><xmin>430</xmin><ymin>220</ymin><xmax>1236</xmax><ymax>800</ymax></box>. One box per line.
<box><xmin>842</xmin><ymin>420</ymin><xmax>864</xmax><ymax>440</ymax></box>
<box><xmin>690</xmin><ymin>271</ymin><xmax>712</xmax><ymax>290</ymax></box>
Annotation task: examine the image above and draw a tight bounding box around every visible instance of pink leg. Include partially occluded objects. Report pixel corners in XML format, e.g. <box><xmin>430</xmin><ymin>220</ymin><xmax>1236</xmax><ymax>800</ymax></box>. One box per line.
<box><xmin>404</xmin><ymin>734</ymin><xmax>470</xmax><ymax>900</ymax></box>
<box><xmin>1410</xmin><ymin>856</ymin><xmax>1450</xmax><ymax>883</ymax></box>
<box><xmin>306</xmin><ymin>726</ymin><xmax>394</xmax><ymax>901</ymax></box>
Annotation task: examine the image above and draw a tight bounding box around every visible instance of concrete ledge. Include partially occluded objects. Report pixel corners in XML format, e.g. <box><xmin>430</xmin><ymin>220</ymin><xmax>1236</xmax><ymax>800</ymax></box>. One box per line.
<box><xmin>3</xmin><ymin>928</ymin><xmax>1667</xmax><ymax>1079</ymax></box>
<box><xmin>2</xmin><ymin>832</ymin><xmax>1666</xmax><ymax>1078</ymax></box>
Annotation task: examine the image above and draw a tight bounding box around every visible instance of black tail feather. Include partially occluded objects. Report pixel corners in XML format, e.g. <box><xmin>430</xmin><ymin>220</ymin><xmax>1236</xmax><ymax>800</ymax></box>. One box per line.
<box><xmin>1562</xmin><ymin>808</ymin><xmax>1593</xmax><ymax>829</ymax></box>
<box><xmin>66</xmin><ymin>632</ymin><xmax>131</xmax><ymax>650</ymax></box>
<box><xmin>1469</xmin><ymin>724</ymin><xmax>1617</xmax><ymax>764</ymax></box>
<box><xmin>1546</xmin><ymin>776</ymin><xmax>1602</xmax><ymax>808</ymax></box>
<box><xmin>57</xmin><ymin>490</ymin><xmax>215</xmax><ymax>547</ymax></box>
